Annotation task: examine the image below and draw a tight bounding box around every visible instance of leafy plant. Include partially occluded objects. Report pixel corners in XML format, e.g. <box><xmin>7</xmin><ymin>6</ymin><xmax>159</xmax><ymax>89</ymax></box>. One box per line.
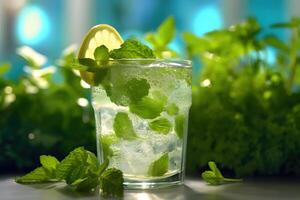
<box><xmin>16</xmin><ymin>147</ymin><xmax>123</xmax><ymax>197</ymax></box>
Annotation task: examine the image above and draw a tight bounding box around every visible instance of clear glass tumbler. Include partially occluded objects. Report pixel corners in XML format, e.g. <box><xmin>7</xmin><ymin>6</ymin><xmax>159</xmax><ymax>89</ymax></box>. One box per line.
<box><xmin>92</xmin><ymin>59</ymin><xmax>192</xmax><ymax>189</ymax></box>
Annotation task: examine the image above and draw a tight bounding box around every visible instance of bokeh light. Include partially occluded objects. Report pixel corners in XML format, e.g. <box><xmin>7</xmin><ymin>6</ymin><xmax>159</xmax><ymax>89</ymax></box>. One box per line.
<box><xmin>16</xmin><ymin>5</ymin><xmax>50</xmax><ymax>45</ymax></box>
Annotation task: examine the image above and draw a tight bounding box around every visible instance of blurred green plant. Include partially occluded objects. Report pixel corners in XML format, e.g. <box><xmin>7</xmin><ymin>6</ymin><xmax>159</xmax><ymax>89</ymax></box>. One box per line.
<box><xmin>185</xmin><ymin>17</ymin><xmax>300</xmax><ymax>176</ymax></box>
<box><xmin>0</xmin><ymin>45</ymin><xmax>96</xmax><ymax>173</ymax></box>
<box><xmin>1</xmin><ymin>17</ymin><xmax>300</xmax><ymax>177</ymax></box>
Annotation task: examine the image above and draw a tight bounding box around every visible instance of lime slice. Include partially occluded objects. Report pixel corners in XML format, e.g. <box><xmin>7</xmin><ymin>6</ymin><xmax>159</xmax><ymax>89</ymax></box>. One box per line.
<box><xmin>78</xmin><ymin>24</ymin><xmax>123</xmax><ymax>85</ymax></box>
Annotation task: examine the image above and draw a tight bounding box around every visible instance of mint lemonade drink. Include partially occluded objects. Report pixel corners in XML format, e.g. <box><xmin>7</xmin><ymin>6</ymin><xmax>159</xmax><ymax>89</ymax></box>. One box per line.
<box><xmin>77</xmin><ymin>25</ymin><xmax>191</xmax><ymax>188</ymax></box>
<box><xmin>92</xmin><ymin>60</ymin><xmax>191</xmax><ymax>188</ymax></box>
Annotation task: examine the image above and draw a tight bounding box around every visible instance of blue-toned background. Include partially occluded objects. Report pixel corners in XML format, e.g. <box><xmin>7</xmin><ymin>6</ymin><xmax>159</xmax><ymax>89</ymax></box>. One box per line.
<box><xmin>0</xmin><ymin>0</ymin><xmax>296</xmax><ymax>78</ymax></box>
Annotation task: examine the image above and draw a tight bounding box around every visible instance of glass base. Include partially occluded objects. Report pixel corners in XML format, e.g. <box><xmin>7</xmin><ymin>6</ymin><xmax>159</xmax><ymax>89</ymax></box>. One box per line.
<box><xmin>124</xmin><ymin>171</ymin><xmax>184</xmax><ymax>189</ymax></box>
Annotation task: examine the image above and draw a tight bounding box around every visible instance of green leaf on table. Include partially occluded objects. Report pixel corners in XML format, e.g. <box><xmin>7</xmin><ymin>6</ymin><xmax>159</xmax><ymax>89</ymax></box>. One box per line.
<box><xmin>110</xmin><ymin>39</ymin><xmax>155</xmax><ymax>59</ymax></box>
<box><xmin>15</xmin><ymin>167</ymin><xmax>55</xmax><ymax>184</ymax></box>
<box><xmin>0</xmin><ymin>63</ymin><xmax>10</xmax><ymax>75</ymax></box>
<box><xmin>56</xmin><ymin>147</ymin><xmax>88</xmax><ymax>180</ymax></box>
<box><xmin>148</xmin><ymin>153</ymin><xmax>169</xmax><ymax>177</ymax></box>
<box><xmin>149</xmin><ymin>117</ymin><xmax>172</xmax><ymax>134</ymax></box>
<box><xmin>201</xmin><ymin>161</ymin><xmax>242</xmax><ymax>185</ymax></box>
<box><xmin>175</xmin><ymin>115</ymin><xmax>185</xmax><ymax>139</ymax></box>
<box><xmin>94</xmin><ymin>45</ymin><xmax>109</xmax><ymax>62</ymax></box>
<box><xmin>165</xmin><ymin>103</ymin><xmax>179</xmax><ymax>116</ymax></box>
<box><xmin>40</xmin><ymin>155</ymin><xmax>59</xmax><ymax>176</ymax></box>
<box><xmin>129</xmin><ymin>96</ymin><xmax>165</xmax><ymax>119</ymax></box>
<box><xmin>113</xmin><ymin>112</ymin><xmax>138</xmax><ymax>140</ymax></box>
<box><xmin>100</xmin><ymin>168</ymin><xmax>124</xmax><ymax>197</ymax></box>
<box><xmin>126</xmin><ymin>78</ymin><xmax>150</xmax><ymax>102</ymax></box>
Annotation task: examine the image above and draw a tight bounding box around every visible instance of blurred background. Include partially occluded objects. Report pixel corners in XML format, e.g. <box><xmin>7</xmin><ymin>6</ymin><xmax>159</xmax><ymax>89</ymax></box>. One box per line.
<box><xmin>1</xmin><ymin>0</ymin><xmax>300</xmax><ymax>177</ymax></box>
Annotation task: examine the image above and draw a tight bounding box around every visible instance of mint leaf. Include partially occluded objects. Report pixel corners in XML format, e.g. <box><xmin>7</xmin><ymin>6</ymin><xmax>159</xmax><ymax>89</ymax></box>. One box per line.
<box><xmin>40</xmin><ymin>155</ymin><xmax>59</xmax><ymax>176</ymax></box>
<box><xmin>100</xmin><ymin>168</ymin><xmax>124</xmax><ymax>197</ymax></box>
<box><xmin>110</xmin><ymin>39</ymin><xmax>155</xmax><ymax>59</ymax></box>
<box><xmin>15</xmin><ymin>167</ymin><xmax>56</xmax><ymax>184</ymax></box>
<box><xmin>113</xmin><ymin>112</ymin><xmax>138</xmax><ymax>140</ymax></box>
<box><xmin>202</xmin><ymin>161</ymin><xmax>242</xmax><ymax>185</ymax></box>
<box><xmin>94</xmin><ymin>45</ymin><xmax>109</xmax><ymax>62</ymax></box>
<box><xmin>148</xmin><ymin>153</ymin><xmax>169</xmax><ymax>177</ymax></box>
<box><xmin>201</xmin><ymin>171</ymin><xmax>222</xmax><ymax>185</ymax></box>
<box><xmin>100</xmin><ymin>135</ymin><xmax>119</xmax><ymax>160</ymax></box>
<box><xmin>126</xmin><ymin>78</ymin><xmax>150</xmax><ymax>102</ymax></box>
<box><xmin>149</xmin><ymin>117</ymin><xmax>172</xmax><ymax>134</ymax></box>
<box><xmin>165</xmin><ymin>103</ymin><xmax>179</xmax><ymax>116</ymax></box>
<box><xmin>56</xmin><ymin>147</ymin><xmax>88</xmax><ymax>180</ymax></box>
<box><xmin>70</xmin><ymin>59</ymin><xmax>88</xmax><ymax>71</ymax></box>
<box><xmin>79</xmin><ymin>58</ymin><xmax>98</xmax><ymax>69</ymax></box>
<box><xmin>208</xmin><ymin>161</ymin><xmax>223</xmax><ymax>178</ymax></box>
<box><xmin>129</xmin><ymin>96</ymin><xmax>165</xmax><ymax>119</ymax></box>
<box><xmin>157</xmin><ymin>16</ymin><xmax>176</xmax><ymax>46</ymax></box>
<box><xmin>175</xmin><ymin>115</ymin><xmax>185</xmax><ymax>139</ymax></box>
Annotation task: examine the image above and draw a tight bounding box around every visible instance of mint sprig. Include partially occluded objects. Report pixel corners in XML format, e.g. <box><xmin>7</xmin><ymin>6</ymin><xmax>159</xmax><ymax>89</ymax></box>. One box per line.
<box><xmin>15</xmin><ymin>147</ymin><xmax>124</xmax><ymax>197</ymax></box>
<box><xmin>201</xmin><ymin>161</ymin><xmax>242</xmax><ymax>185</ymax></box>
<box><xmin>149</xmin><ymin>117</ymin><xmax>172</xmax><ymax>134</ymax></box>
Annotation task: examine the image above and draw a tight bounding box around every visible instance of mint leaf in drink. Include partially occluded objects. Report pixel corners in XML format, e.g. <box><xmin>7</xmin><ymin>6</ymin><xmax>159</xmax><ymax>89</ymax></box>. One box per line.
<box><xmin>40</xmin><ymin>155</ymin><xmax>59</xmax><ymax>176</ymax></box>
<box><xmin>202</xmin><ymin>161</ymin><xmax>242</xmax><ymax>185</ymax></box>
<box><xmin>100</xmin><ymin>168</ymin><xmax>124</xmax><ymax>197</ymax></box>
<box><xmin>126</xmin><ymin>78</ymin><xmax>150</xmax><ymax>102</ymax></box>
<box><xmin>149</xmin><ymin>117</ymin><xmax>172</xmax><ymax>134</ymax></box>
<box><xmin>129</xmin><ymin>92</ymin><xmax>166</xmax><ymax>119</ymax></box>
<box><xmin>129</xmin><ymin>97</ymin><xmax>164</xmax><ymax>119</ymax></box>
<box><xmin>94</xmin><ymin>45</ymin><xmax>109</xmax><ymax>63</ymax></box>
<box><xmin>100</xmin><ymin>135</ymin><xmax>119</xmax><ymax>160</ymax></box>
<box><xmin>175</xmin><ymin>114</ymin><xmax>185</xmax><ymax>139</ymax></box>
<box><xmin>113</xmin><ymin>112</ymin><xmax>138</xmax><ymax>140</ymax></box>
<box><xmin>15</xmin><ymin>167</ymin><xmax>55</xmax><ymax>184</ymax></box>
<box><xmin>110</xmin><ymin>39</ymin><xmax>155</xmax><ymax>59</ymax></box>
<box><xmin>148</xmin><ymin>153</ymin><xmax>169</xmax><ymax>177</ymax></box>
<box><xmin>165</xmin><ymin>103</ymin><xmax>179</xmax><ymax>116</ymax></box>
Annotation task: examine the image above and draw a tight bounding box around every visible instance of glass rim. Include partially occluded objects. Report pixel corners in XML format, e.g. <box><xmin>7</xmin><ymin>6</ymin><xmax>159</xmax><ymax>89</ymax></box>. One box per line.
<box><xmin>107</xmin><ymin>58</ymin><xmax>192</xmax><ymax>68</ymax></box>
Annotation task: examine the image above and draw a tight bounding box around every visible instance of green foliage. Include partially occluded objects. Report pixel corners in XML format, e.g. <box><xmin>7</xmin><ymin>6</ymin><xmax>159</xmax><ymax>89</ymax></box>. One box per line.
<box><xmin>201</xmin><ymin>161</ymin><xmax>242</xmax><ymax>185</ymax></box>
<box><xmin>186</xmin><ymin>17</ymin><xmax>300</xmax><ymax>176</ymax></box>
<box><xmin>16</xmin><ymin>147</ymin><xmax>123</xmax><ymax>196</ymax></box>
<box><xmin>148</xmin><ymin>153</ymin><xmax>169</xmax><ymax>176</ymax></box>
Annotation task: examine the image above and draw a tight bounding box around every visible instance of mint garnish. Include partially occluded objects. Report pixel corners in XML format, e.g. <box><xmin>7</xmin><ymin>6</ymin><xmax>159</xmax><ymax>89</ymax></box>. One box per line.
<box><xmin>113</xmin><ymin>112</ymin><xmax>138</xmax><ymax>140</ymax></box>
<box><xmin>148</xmin><ymin>153</ymin><xmax>169</xmax><ymax>176</ymax></box>
<box><xmin>175</xmin><ymin>114</ymin><xmax>185</xmax><ymax>139</ymax></box>
<box><xmin>110</xmin><ymin>39</ymin><xmax>155</xmax><ymax>59</ymax></box>
<box><xmin>165</xmin><ymin>103</ymin><xmax>179</xmax><ymax>116</ymax></box>
<box><xmin>94</xmin><ymin>45</ymin><xmax>109</xmax><ymax>63</ymax></box>
<box><xmin>15</xmin><ymin>147</ymin><xmax>124</xmax><ymax>197</ymax></box>
<box><xmin>149</xmin><ymin>117</ymin><xmax>172</xmax><ymax>134</ymax></box>
<box><xmin>202</xmin><ymin>161</ymin><xmax>242</xmax><ymax>185</ymax></box>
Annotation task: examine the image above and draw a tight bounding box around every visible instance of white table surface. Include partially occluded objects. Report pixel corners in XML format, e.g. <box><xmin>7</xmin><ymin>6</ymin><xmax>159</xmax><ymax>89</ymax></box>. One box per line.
<box><xmin>1</xmin><ymin>176</ymin><xmax>299</xmax><ymax>200</ymax></box>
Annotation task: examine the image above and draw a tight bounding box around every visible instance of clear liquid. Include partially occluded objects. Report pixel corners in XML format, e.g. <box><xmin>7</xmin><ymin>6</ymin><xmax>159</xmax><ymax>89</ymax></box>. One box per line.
<box><xmin>92</xmin><ymin>64</ymin><xmax>191</xmax><ymax>183</ymax></box>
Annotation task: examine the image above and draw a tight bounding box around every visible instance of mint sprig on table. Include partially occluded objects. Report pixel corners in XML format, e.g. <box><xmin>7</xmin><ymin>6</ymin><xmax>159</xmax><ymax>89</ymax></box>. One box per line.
<box><xmin>15</xmin><ymin>147</ymin><xmax>124</xmax><ymax>197</ymax></box>
<box><xmin>202</xmin><ymin>161</ymin><xmax>242</xmax><ymax>185</ymax></box>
